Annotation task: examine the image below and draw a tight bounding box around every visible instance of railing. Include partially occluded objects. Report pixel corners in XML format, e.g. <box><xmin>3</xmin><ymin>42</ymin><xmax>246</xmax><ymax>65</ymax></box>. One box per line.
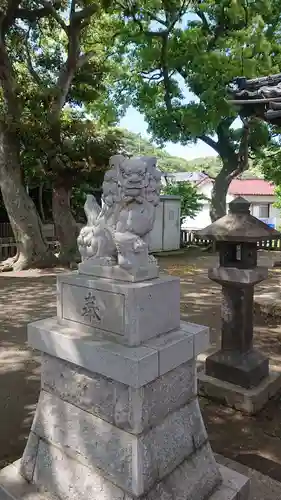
<box><xmin>0</xmin><ymin>223</ymin><xmax>14</xmax><ymax>239</ymax></box>
<box><xmin>0</xmin><ymin>223</ymin><xmax>58</xmax><ymax>262</ymax></box>
<box><xmin>181</xmin><ymin>229</ymin><xmax>281</xmax><ymax>251</ymax></box>
<box><xmin>0</xmin><ymin>239</ymin><xmax>59</xmax><ymax>262</ymax></box>
<box><xmin>0</xmin><ymin>239</ymin><xmax>17</xmax><ymax>260</ymax></box>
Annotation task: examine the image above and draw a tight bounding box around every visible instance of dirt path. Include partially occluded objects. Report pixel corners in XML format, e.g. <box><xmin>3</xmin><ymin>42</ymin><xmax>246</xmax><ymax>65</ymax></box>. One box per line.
<box><xmin>161</xmin><ymin>249</ymin><xmax>281</xmax><ymax>482</ymax></box>
<box><xmin>0</xmin><ymin>270</ymin><xmax>60</xmax><ymax>468</ymax></box>
<box><xmin>1</xmin><ymin>251</ymin><xmax>281</xmax><ymax>481</ymax></box>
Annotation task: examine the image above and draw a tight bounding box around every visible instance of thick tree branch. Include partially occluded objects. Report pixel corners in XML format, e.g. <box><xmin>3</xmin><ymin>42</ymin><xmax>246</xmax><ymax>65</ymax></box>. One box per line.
<box><xmin>140</xmin><ymin>10</ymin><xmax>169</xmax><ymax>27</ymax></box>
<box><xmin>1</xmin><ymin>0</ymin><xmax>20</xmax><ymax>33</ymax></box>
<box><xmin>118</xmin><ymin>0</ymin><xmax>189</xmax><ymax>38</ymax></box>
<box><xmin>227</xmin><ymin>120</ymin><xmax>251</xmax><ymax>181</ymax></box>
<box><xmin>70</xmin><ymin>0</ymin><xmax>76</xmax><ymax>16</ymax></box>
<box><xmin>199</xmin><ymin>134</ymin><xmax>221</xmax><ymax>154</ymax></box>
<box><xmin>38</xmin><ymin>0</ymin><xmax>67</xmax><ymax>32</ymax></box>
<box><xmin>49</xmin><ymin>0</ymin><xmax>98</xmax><ymax>119</ymax></box>
<box><xmin>51</xmin><ymin>34</ymin><xmax>80</xmax><ymax>119</ymax></box>
<box><xmin>72</xmin><ymin>3</ymin><xmax>99</xmax><ymax>24</ymax></box>
<box><xmin>24</xmin><ymin>30</ymin><xmax>43</xmax><ymax>86</ymax></box>
<box><xmin>4</xmin><ymin>1</ymin><xmax>65</xmax><ymax>33</ymax></box>
<box><xmin>195</xmin><ymin>9</ymin><xmax>210</xmax><ymax>31</ymax></box>
<box><xmin>77</xmin><ymin>50</ymin><xmax>95</xmax><ymax>68</ymax></box>
<box><xmin>160</xmin><ymin>35</ymin><xmax>172</xmax><ymax>111</ymax></box>
<box><xmin>0</xmin><ymin>40</ymin><xmax>20</xmax><ymax>118</ymax></box>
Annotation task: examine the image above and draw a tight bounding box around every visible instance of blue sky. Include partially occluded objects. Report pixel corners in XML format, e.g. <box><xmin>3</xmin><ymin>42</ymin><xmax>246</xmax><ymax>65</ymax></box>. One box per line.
<box><xmin>119</xmin><ymin>107</ymin><xmax>218</xmax><ymax>160</ymax></box>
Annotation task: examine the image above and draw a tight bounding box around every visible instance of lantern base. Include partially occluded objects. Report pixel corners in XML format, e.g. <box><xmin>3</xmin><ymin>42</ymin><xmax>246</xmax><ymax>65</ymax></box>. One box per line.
<box><xmin>205</xmin><ymin>349</ymin><xmax>269</xmax><ymax>389</ymax></box>
<box><xmin>0</xmin><ymin>459</ymin><xmax>250</xmax><ymax>500</ymax></box>
<box><xmin>198</xmin><ymin>368</ymin><xmax>281</xmax><ymax>415</ymax></box>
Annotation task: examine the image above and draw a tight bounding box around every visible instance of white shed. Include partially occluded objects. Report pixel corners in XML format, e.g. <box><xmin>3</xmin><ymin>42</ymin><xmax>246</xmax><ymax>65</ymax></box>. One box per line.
<box><xmin>149</xmin><ymin>195</ymin><xmax>181</xmax><ymax>252</ymax></box>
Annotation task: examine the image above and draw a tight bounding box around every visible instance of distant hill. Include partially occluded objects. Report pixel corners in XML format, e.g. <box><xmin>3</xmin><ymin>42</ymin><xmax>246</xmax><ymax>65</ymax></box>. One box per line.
<box><xmin>119</xmin><ymin>130</ymin><xmax>263</xmax><ymax>178</ymax></box>
<box><xmin>185</xmin><ymin>156</ymin><xmax>221</xmax><ymax>176</ymax></box>
<box><xmin>119</xmin><ymin>129</ymin><xmax>192</xmax><ymax>172</ymax></box>
<box><xmin>185</xmin><ymin>156</ymin><xmax>263</xmax><ymax>179</ymax></box>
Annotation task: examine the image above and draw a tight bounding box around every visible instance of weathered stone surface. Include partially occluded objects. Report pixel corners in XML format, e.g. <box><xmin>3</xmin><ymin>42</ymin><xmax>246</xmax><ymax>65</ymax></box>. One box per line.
<box><xmin>20</xmin><ymin>432</ymin><xmax>39</xmax><ymax>482</ymax></box>
<box><xmin>181</xmin><ymin>321</ymin><xmax>210</xmax><ymax>356</ymax></box>
<box><xmin>31</xmin><ymin>391</ymin><xmax>207</xmax><ymax>496</ymax></box>
<box><xmin>34</xmin><ymin>440</ymin><xmax>125</xmax><ymax>500</ymax></box>
<box><xmin>145</xmin><ymin>328</ymin><xmax>193</xmax><ymax>375</ymax></box>
<box><xmin>0</xmin><ymin>461</ymin><xmax>57</xmax><ymax>500</ymax></box>
<box><xmin>221</xmin><ymin>284</ymin><xmax>254</xmax><ymax>354</ymax></box>
<box><xmin>146</xmin><ymin>399</ymin><xmax>208</xmax><ymax>481</ymax></box>
<box><xmin>41</xmin><ymin>354</ymin><xmax>196</xmax><ymax>433</ymax></box>
<box><xmin>77</xmin><ymin>156</ymin><xmax>162</xmax><ymax>272</ymax></box>
<box><xmin>0</xmin><ymin>457</ymin><xmax>250</xmax><ymax>500</ymax></box>
<box><xmin>217</xmin><ymin>465</ymin><xmax>250</xmax><ymax>500</ymax></box>
<box><xmin>199</xmin><ymin>369</ymin><xmax>281</xmax><ymax>415</ymax></box>
<box><xmin>34</xmin><ymin>441</ymin><xmax>220</xmax><ymax>500</ymax></box>
<box><xmin>28</xmin><ymin>318</ymin><xmax>159</xmax><ymax>388</ymax></box>
<box><xmin>32</xmin><ymin>391</ymin><xmax>145</xmax><ymax>495</ymax></box>
<box><xmin>41</xmin><ymin>354</ymin><xmax>130</xmax><ymax>429</ymax></box>
<box><xmin>143</xmin><ymin>443</ymin><xmax>221</xmax><ymax>500</ymax></box>
<box><xmin>78</xmin><ymin>261</ymin><xmax>159</xmax><ymax>282</ymax></box>
<box><xmin>29</xmin><ymin>318</ymin><xmax>204</xmax><ymax>388</ymax></box>
<box><xmin>134</xmin><ymin>359</ymin><xmax>196</xmax><ymax>432</ymax></box>
<box><xmin>57</xmin><ymin>273</ymin><xmax>180</xmax><ymax>346</ymax></box>
<box><xmin>209</xmin><ymin>267</ymin><xmax>268</xmax><ymax>285</ymax></box>
<box><xmin>205</xmin><ymin>348</ymin><xmax>269</xmax><ymax>389</ymax></box>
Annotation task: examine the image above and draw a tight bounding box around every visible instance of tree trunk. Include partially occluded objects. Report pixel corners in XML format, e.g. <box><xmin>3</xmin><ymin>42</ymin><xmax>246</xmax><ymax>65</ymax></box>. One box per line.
<box><xmin>210</xmin><ymin>162</ymin><xmax>235</xmax><ymax>222</ymax></box>
<box><xmin>0</xmin><ymin>130</ymin><xmax>56</xmax><ymax>271</ymax></box>
<box><xmin>39</xmin><ymin>182</ymin><xmax>45</xmax><ymax>223</ymax></box>
<box><xmin>52</xmin><ymin>183</ymin><xmax>80</xmax><ymax>266</ymax></box>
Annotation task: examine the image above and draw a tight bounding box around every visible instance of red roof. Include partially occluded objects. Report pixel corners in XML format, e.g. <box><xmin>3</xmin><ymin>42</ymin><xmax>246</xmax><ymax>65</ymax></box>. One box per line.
<box><xmin>229</xmin><ymin>179</ymin><xmax>274</xmax><ymax>196</ymax></box>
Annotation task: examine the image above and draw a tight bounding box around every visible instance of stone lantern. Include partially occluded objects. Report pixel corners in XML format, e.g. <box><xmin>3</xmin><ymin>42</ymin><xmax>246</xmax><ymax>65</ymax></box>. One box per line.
<box><xmin>197</xmin><ymin>196</ymin><xmax>281</xmax><ymax>414</ymax></box>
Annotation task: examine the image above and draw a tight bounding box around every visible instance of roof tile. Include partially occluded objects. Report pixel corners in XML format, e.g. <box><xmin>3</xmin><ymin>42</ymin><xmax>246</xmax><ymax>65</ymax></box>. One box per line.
<box><xmin>228</xmin><ymin>179</ymin><xmax>274</xmax><ymax>196</ymax></box>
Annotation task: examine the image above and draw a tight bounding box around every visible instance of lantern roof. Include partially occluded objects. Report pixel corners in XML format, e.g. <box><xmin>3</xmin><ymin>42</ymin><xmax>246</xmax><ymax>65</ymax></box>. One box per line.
<box><xmin>196</xmin><ymin>197</ymin><xmax>281</xmax><ymax>242</ymax></box>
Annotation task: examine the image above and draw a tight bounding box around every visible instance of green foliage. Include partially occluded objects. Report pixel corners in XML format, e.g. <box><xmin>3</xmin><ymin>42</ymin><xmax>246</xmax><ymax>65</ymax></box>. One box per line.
<box><xmin>162</xmin><ymin>181</ymin><xmax>205</xmax><ymax>218</ymax></box>
<box><xmin>118</xmin><ymin>129</ymin><xmax>194</xmax><ymax>172</ymax></box>
<box><xmin>116</xmin><ymin>0</ymin><xmax>280</xmax><ymax>183</ymax></box>
<box><xmin>21</xmin><ymin>109</ymin><xmax>124</xmax><ymax>187</ymax></box>
<box><xmin>185</xmin><ymin>155</ymin><xmax>264</xmax><ymax>178</ymax></box>
<box><xmin>274</xmin><ymin>185</ymin><xmax>281</xmax><ymax>210</ymax></box>
<box><xmin>256</xmin><ymin>138</ymin><xmax>281</xmax><ymax>186</ymax></box>
<box><xmin>1</xmin><ymin>1</ymin><xmax>132</xmax><ymax>191</ymax></box>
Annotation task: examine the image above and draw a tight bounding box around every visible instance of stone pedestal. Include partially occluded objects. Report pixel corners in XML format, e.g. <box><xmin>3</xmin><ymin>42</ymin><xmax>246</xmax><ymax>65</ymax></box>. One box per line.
<box><xmin>196</xmin><ymin>197</ymin><xmax>281</xmax><ymax>414</ymax></box>
<box><xmin>0</xmin><ymin>270</ymin><xmax>249</xmax><ymax>500</ymax></box>
<box><xmin>199</xmin><ymin>266</ymin><xmax>281</xmax><ymax>414</ymax></box>
<box><xmin>206</xmin><ymin>266</ymin><xmax>269</xmax><ymax>389</ymax></box>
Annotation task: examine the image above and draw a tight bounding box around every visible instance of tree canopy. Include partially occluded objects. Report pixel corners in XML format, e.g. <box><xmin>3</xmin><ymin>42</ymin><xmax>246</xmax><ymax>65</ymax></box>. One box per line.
<box><xmin>115</xmin><ymin>0</ymin><xmax>280</xmax><ymax>219</ymax></box>
<box><xmin>0</xmin><ymin>0</ymin><xmax>131</xmax><ymax>268</ymax></box>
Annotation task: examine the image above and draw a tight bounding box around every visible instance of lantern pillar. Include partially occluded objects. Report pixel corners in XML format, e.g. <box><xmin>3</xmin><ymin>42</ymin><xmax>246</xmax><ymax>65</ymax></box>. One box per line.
<box><xmin>198</xmin><ymin>197</ymin><xmax>281</xmax><ymax>414</ymax></box>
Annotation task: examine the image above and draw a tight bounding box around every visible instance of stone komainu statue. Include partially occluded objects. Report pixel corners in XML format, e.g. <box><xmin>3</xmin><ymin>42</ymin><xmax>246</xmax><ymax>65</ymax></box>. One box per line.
<box><xmin>77</xmin><ymin>154</ymin><xmax>162</xmax><ymax>271</ymax></box>
<box><xmin>227</xmin><ymin>73</ymin><xmax>281</xmax><ymax>125</ymax></box>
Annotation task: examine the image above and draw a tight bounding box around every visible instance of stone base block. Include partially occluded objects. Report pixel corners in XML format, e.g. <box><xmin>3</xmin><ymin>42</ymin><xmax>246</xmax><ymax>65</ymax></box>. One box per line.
<box><xmin>0</xmin><ymin>459</ymin><xmax>249</xmax><ymax>500</ymax></box>
<box><xmin>78</xmin><ymin>260</ymin><xmax>159</xmax><ymax>282</ymax></box>
<box><xmin>28</xmin><ymin>391</ymin><xmax>209</xmax><ymax>496</ymax></box>
<box><xmin>27</xmin><ymin>318</ymin><xmax>209</xmax><ymax>388</ymax></box>
<box><xmin>198</xmin><ymin>369</ymin><xmax>281</xmax><ymax>414</ymax></box>
<box><xmin>205</xmin><ymin>349</ymin><xmax>269</xmax><ymax>389</ymax></box>
<box><xmin>40</xmin><ymin>354</ymin><xmax>197</xmax><ymax>434</ymax></box>
<box><xmin>57</xmin><ymin>272</ymin><xmax>181</xmax><ymax>346</ymax></box>
<box><xmin>209</xmin><ymin>266</ymin><xmax>268</xmax><ymax>286</ymax></box>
